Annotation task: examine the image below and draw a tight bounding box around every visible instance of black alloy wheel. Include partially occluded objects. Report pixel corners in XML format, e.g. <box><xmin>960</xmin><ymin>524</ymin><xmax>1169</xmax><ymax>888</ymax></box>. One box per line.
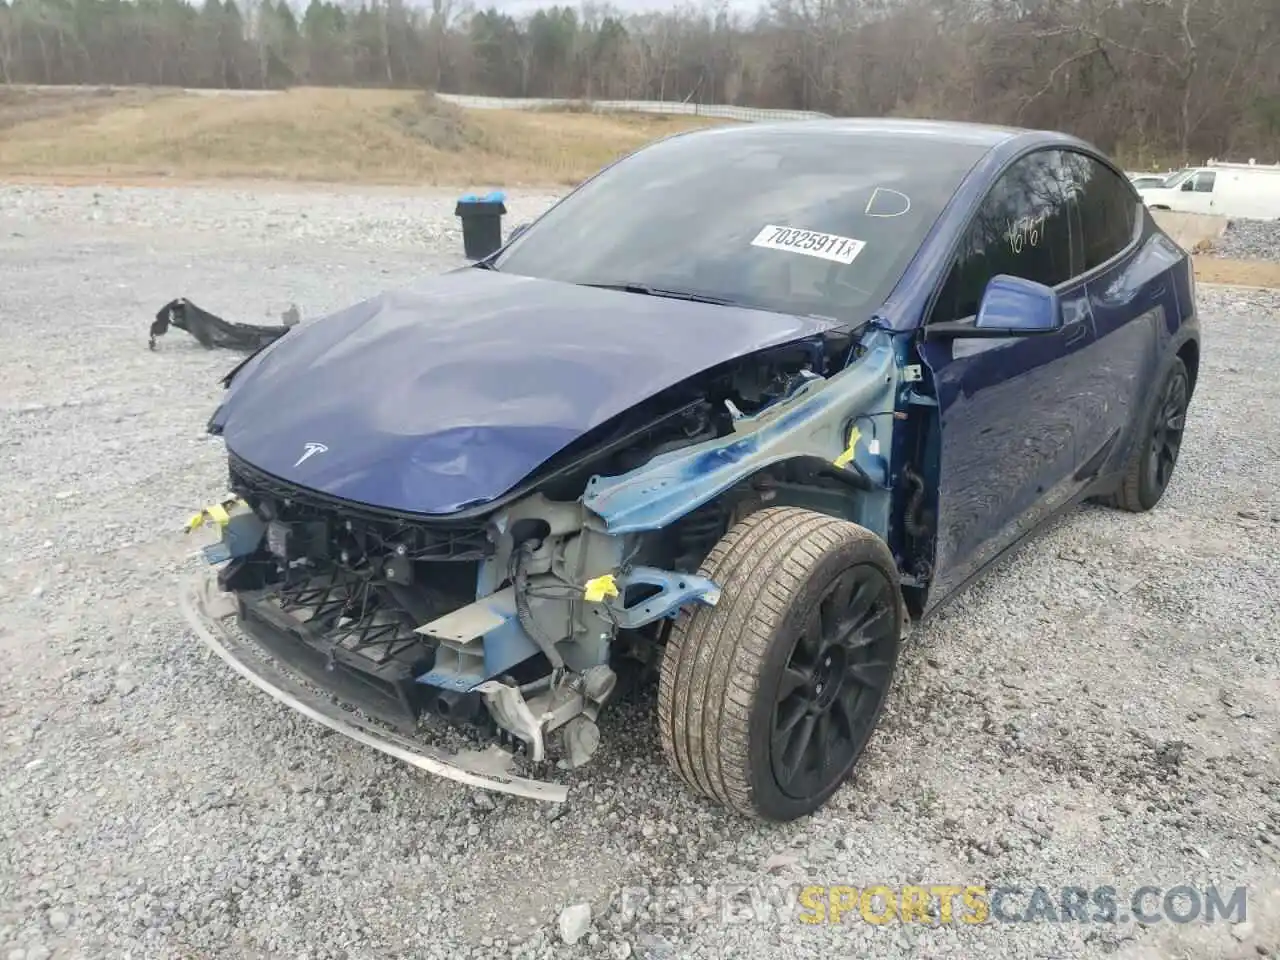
<box><xmin>1148</xmin><ymin>363</ymin><xmax>1189</xmax><ymax>495</ymax></box>
<box><xmin>658</xmin><ymin>507</ymin><xmax>905</xmax><ymax>821</ymax></box>
<box><xmin>769</xmin><ymin>563</ymin><xmax>899</xmax><ymax>802</ymax></box>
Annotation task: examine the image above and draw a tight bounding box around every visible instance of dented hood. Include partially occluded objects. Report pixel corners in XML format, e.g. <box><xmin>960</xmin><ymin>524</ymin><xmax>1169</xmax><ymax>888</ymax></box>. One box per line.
<box><xmin>212</xmin><ymin>268</ymin><xmax>838</xmax><ymax>515</ymax></box>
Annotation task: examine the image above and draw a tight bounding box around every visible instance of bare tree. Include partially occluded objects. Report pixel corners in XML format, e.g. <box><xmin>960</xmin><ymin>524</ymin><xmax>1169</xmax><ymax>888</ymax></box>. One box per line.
<box><xmin>1</xmin><ymin>0</ymin><xmax>1276</xmax><ymax>160</ymax></box>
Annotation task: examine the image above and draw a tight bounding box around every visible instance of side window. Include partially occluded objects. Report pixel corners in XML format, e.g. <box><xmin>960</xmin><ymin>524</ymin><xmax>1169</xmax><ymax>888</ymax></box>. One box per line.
<box><xmin>1062</xmin><ymin>151</ymin><xmax>1138</xmax><ymax>271</ymax></box>
<box><xmin>929</xmin><ymin>149</ymin><xmax>1074</xmax><ymax>323</ymax></box>
<box><xmin>1194</xmin><ymin>171</ymin><xmax>1216</xmax><ymax>193</ymax></box>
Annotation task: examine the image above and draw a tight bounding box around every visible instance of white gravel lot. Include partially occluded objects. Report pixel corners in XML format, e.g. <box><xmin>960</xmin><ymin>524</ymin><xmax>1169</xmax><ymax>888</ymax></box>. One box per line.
<box><xmin>1211</xmin><ymin>219</ymin><xmax>1280</xmax><ymax>261</ymax></box>
<box><xmin>0</xmin><ymin>183</ymin><xmax>1278</xmax><ymax>960</ymax></box>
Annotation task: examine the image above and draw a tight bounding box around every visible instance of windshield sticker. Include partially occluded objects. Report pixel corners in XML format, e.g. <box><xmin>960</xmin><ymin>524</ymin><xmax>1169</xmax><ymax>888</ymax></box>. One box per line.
<box><xmin>750</xmin><ymin>225</ymin><xmax>866</xmax><ymax>264</ymax></box>
<box><xmin>865</xmin><ymin>187</ymin><xmax>912</xmax><ymax>218</ymax></box>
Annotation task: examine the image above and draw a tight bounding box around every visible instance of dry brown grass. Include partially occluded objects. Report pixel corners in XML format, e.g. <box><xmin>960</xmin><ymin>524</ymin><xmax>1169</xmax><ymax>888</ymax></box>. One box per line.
<box><xmin>0</xmin><ymin>84</ymin><xmax>172</xmax><ymax>132</ymax></box>
<box><xmin>3</xmin><ymin>88</ymin><xmax>1277</xmax><ymax>290</ymax></box>
<box><xmin>0</xmin><ymin>85</ymin><xmax>725</xmax><ymax>187</ymax></box>
<box><xmin>1193</xmin><ymin>256</ymin><xmax>1280</xmax><ymax>289</ymax></box>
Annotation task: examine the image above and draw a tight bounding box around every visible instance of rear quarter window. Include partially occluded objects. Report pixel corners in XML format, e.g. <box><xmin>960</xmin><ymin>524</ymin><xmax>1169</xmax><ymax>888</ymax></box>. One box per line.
<box><xmin>1062</xmin><ymin>151</ymin><xmax>1138</xmax><ymax>271</ymax></box>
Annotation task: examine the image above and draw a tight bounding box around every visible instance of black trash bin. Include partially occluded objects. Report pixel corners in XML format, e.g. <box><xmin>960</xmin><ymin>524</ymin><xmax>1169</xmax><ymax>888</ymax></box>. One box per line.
<box><xmin>455</xmin><ymin>190</ymin><xmax>507</xmax><ymax>260</ymax></box>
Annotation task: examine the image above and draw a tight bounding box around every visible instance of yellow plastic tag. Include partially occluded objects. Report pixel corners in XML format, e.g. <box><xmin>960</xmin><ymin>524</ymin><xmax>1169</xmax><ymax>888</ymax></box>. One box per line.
<box><xmin>183</xmin><ymin>497</ymin><xmax>244</xmax><ymax>534</ymax></box>
<box><xmin>583</xmin><ymin>574</ymin><xmax>620</xmax><ymax>603</ymax></box>
<box><xmin>832</xmin><ymin>424</ymin><xmax>862</xmax><ymax>468</ymax></box>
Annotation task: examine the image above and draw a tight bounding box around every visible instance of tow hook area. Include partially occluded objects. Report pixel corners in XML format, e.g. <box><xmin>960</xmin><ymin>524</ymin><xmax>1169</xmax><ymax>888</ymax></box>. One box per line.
<box><xmin>475</xmin><ymin>664</ymin><xmax>617</xmax><ymax>766</ymax></box>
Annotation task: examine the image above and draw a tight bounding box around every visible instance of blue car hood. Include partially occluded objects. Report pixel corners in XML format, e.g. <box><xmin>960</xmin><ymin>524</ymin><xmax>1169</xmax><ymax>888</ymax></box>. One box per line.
<box><xmin>215</xmin><ymin>268</ymin><xmax>839</xmax><ymax>515</ymax></box>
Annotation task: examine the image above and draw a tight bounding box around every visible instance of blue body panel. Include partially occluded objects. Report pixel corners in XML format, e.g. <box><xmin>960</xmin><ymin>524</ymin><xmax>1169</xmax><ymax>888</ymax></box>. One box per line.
<box><xmin>917</xmin><ymin>283</ymin><xmax>1098</xmax><ymax>600</ymax></box>
<box><xmin>893</xmin><ymin>136</ymin><xmax>1200</xmax><ymax>612</ymax></box>
<box><xmin>212</xmin><ymin>268</ymin><xmax>839</xmax><ymax>515</ymax></box>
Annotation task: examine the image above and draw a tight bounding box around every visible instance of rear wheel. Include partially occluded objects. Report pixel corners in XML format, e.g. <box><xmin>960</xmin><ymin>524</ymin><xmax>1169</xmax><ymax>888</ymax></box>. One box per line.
<box><xmin>657</xmin><ymin>506</ymin><xmax>905</xmax><ymax>821</ymax></box>
<box><xmin>1100</xmin><ymin>357</ymin><xmax>1190</xmax><ymax>512</ymax></box>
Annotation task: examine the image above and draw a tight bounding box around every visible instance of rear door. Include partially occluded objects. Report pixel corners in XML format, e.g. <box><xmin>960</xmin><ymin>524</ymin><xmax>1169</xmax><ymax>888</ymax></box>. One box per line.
<box><xmin>1063</xmin><ymin>150</ymin><xmax>1174</xmax><ymax>479</ymax></box>
<box><xmin>919</xmin><ymin>148</ymin><xmax>1098</xmax><ymax>602</ymax></box>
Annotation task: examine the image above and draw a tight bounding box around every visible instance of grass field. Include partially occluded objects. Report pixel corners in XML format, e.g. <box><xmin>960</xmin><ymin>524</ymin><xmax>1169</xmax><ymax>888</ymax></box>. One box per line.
<box><xmin>0</xmin><ymin>85</ymin><xmax>721</xmax><ymax>187</ymax></box>
<box><xmin>1</xmin><ymin>83</ymin><xmax>1275</xmax><ymax>288</ymax></box>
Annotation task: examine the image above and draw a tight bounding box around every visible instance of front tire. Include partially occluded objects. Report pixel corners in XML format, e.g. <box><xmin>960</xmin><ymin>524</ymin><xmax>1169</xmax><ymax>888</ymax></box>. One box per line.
<box><xmin>1101</xmin><ymin>356</ymin><xmax>1190</xmax><ymax>512</ymax></box>
<box><xmin>657</xmin><ymin>506</ymin><xmax>905</xmax><ymax>821</ymax></box>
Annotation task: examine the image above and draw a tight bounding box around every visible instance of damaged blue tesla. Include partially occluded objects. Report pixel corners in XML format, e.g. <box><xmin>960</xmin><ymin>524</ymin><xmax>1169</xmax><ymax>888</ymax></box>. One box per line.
<box><xmin>181</xmin><ymin>118</ymin><xmax>1200</xmax><ymax>820</ymax></box>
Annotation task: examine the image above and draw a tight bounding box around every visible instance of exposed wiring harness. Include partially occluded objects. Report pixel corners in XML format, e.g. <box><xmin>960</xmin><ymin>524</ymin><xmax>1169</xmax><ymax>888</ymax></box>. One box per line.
<box><xmin>901</xmin><ymin>465</ymin><xmax>932</xmax><ymax>539</ymax></box>
<box><xmin>510</xmin><ymin>541</ymin><xmax>566</xmax><ymax>673</ymax></box>
<box><xmin>506</xmin><ymin>537</ymin><xmax>641</xmax><ymax>676</ymax></box>
<box><xmin>851</xmin><ymin>410</ymin><xmax>902</xmax><ymax>445</ymax></box>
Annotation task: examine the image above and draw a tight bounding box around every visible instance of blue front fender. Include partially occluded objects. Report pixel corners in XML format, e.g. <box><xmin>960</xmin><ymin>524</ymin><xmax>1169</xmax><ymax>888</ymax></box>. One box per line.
<box><xmin>583</xmin><ymin>336</ymin><xmax>899</xmax><ymax>535</ymax></box>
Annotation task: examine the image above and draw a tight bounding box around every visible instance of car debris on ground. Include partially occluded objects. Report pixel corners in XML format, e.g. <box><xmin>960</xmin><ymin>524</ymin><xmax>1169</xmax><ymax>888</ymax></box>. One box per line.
<box><xmin>148</xmin><ymin>297</ymin><xmax>299</xmax><ymax>351</ymax></box>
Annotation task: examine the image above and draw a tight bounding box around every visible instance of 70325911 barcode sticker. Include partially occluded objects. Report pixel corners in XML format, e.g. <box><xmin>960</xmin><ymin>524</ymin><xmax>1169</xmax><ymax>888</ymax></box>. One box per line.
<box><xmin>750</xmin><ymin>224</ymin><xmax>866</xmax><ymax>264</ymax></box>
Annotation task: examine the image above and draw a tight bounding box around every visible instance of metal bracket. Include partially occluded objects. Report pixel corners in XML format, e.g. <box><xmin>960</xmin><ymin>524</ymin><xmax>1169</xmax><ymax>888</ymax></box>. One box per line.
<box><xmin>473</xmin><ymin>662</ymin><xmax>618</xmax><ymax>765</ymax></box>
<box><xmin>198</xmin><ymin>510</ymin><xmax>265</xmax><ymax>565</ymax></box>
<box><xmin>414</xmin><ymin>587</ymin><xmax>541</xmax><ymax>692</ymax></box>
<box><xmin>474</xmin><ymin>680</ymin><xmax>548</xmax><ymax>762</ymax></box>
<box><xmin>595</xmin><ymin>566</ymin><xmax>721</xmax><ymax>630</ymax></box>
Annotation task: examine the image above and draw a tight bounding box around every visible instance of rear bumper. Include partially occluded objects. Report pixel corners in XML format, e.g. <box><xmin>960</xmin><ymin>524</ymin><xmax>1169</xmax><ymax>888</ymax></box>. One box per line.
<box><xmin>178</xmin><ymin>572</ymin><xmax>569</xmax><ymax>803</ymax></box>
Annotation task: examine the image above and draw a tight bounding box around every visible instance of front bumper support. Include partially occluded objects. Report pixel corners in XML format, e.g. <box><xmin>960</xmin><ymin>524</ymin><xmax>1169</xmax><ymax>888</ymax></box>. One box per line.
<box><xmin>178</xmin><ymin>573</ymin><xmax>569</xmax><ymax>803</ymax></box>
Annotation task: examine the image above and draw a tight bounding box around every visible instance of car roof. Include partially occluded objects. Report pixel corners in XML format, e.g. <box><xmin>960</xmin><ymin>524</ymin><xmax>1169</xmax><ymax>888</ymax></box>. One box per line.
<box><xmin>679</xmin><ymin>116</ymin><xmax>1096</xmax><ymax>156</ymax></box>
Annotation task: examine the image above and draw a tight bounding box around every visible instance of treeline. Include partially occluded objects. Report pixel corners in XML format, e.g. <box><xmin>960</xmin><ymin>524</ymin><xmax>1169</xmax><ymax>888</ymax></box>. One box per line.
<box><xmin>1</xmin><ymin>0</ymin><xmax>1278</xmax><ymax>163</ymax></box>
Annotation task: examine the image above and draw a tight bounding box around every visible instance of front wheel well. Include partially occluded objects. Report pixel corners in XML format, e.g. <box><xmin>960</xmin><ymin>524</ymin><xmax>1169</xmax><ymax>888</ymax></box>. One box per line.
<box><xmin>632</xmin><ymin>455</ymin><xmax>891</xmax><ymax>582</ymax></box>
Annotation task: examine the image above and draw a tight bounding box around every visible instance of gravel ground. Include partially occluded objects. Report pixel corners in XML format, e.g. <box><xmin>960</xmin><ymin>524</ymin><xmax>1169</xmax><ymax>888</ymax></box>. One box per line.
<box><xmin>1</xmin><ymin>183</ymin><xmax>1278</xmax><ymax>960</ymax></box>
<box><xmin>1211</xmin><ymin>218</ymin><xmax>1280</xmax><ymax>261</ymax></box>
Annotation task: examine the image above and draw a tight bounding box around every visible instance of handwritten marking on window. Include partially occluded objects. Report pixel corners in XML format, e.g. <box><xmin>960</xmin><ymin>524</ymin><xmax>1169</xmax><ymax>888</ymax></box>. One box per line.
<box><xmin>1006</xmin><ymin>211</ymin><xmax>1048</xmax><ymax>254</ymax></box>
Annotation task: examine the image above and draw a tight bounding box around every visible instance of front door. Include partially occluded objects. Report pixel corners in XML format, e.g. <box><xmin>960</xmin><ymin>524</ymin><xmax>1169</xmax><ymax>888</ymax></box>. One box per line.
<box><xmin>918</xmin><ymin>148</ymin><xmax>1098</xmax><ymax>604</ymax></box>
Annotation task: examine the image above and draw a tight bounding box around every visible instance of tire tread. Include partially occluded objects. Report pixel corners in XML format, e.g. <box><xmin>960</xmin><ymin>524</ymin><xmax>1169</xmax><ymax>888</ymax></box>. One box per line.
<box><xmin>657</xmin><ymin>506</ymin><xmax>898</xmax><ymax>819</ymax></box>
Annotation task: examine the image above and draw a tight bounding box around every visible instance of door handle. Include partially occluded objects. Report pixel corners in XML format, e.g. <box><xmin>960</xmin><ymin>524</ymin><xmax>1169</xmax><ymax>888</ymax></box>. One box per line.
<box><xmin>1063</xmin><ymin>322</ymin><xmax>1089</xmax><ymax>347</ymax></box>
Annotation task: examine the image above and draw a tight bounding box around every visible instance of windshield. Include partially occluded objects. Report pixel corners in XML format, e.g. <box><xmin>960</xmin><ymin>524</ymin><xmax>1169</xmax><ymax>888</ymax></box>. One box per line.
<box><xmin>491</xmin><ymin>125</ymin><xmax>990</xmax><ymax>322</ymax></box>
<box><xmin>1163</xmin><ymin>169</ymin><xmax>1193</xmax><ymax>187</ymax></box>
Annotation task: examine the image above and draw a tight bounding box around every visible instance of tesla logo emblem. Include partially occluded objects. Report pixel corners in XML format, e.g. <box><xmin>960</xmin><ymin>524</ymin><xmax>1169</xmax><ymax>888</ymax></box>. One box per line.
<box><xmin>294</xmin><ymin>442</ymin><xmax>328</xmax><ymax>467</ymax></box>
